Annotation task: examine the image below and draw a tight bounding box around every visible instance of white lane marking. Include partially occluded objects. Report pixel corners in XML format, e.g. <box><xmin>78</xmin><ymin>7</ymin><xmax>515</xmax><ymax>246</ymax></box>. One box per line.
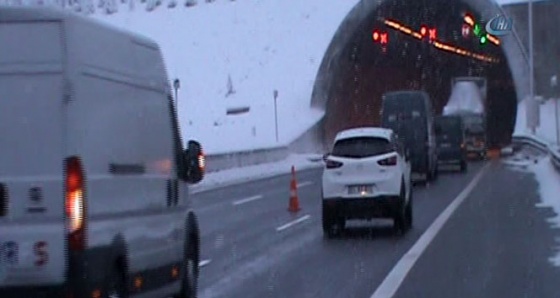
<box><xmin>232</xmin><ymin>195</ymin><xmax>264</xmax><ymax>206</ymax></box>
<box><xmin>370</xmin><ymin>162</ymin><xmax>491</xmax><ymax>298</ymax></box>
<box><xmin>297</xmin><ymin>181</ymin><xmax>314</xmax><ymax>188</ymax></box>
<box><xmin>199</xmin><ymin>259</ymin><xmax>212</xmax><ymax>268</ymax></box>
<box><xmin>276</xmin><ymin>214</ymin><xmax>311</xmax><ymax>232</ymax></box>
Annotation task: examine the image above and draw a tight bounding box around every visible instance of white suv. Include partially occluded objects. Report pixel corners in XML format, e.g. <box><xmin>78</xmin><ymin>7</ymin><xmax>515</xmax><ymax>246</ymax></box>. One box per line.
<box><xmin>321</xmin><ymin>127</ymin><xmax>413</xmax><ymax>237</ymax></box>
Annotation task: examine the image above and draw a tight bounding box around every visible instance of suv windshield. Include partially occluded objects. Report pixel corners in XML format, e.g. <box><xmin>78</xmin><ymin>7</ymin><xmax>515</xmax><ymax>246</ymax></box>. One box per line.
<box><xmin>332</xmin><ymin>137</ymin><xmax>393</xmax><ymax>158</ymax></box>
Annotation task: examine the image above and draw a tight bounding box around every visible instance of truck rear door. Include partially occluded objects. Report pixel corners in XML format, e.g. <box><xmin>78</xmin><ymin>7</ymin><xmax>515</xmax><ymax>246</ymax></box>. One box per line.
<box><xmin>0</xmin><ymin>21</ymin><xmax>67</xmax><ymax>287</ymax></box>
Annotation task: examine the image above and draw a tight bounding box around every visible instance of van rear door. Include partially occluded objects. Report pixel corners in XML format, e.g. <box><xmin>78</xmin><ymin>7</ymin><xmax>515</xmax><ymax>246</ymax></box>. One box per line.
<box><xmin>0</xmin><ymin>21</ymin><xmax>67</xmax><ymax>287</ymax></box>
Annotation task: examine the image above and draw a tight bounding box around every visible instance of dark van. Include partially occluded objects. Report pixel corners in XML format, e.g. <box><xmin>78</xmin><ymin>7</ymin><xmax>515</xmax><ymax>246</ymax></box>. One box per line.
<box><xmin>381</xmin><ymin>91</ymin><xmax>438</xmax><ymax>181</ymax></box>
<box><xmin>435</xmin><ymin>115</ymin><xmax>467</xmax><ymax>172</ymax></box>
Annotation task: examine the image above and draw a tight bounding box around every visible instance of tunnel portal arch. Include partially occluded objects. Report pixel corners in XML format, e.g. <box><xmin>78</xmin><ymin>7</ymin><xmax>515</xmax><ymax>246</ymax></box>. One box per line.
<box><xmin>311</xmin><ymin>0</ymin><xmax>529</xmax><ymax>150</ymax></box>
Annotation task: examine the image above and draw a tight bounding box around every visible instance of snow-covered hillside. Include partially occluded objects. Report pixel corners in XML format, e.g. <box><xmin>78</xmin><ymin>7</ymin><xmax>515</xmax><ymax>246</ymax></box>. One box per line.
<box><xmin>90</xmin><ymin>0</ymin><xmax>359</xmax><ymax>154</ymax></box>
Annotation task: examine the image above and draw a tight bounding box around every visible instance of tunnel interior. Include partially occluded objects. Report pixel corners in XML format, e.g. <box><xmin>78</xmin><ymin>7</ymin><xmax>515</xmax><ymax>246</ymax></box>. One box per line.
<box><xmin>324</xmin><ymin>0</ymin><xmax>517</xmax><ymax>149</ymax></box>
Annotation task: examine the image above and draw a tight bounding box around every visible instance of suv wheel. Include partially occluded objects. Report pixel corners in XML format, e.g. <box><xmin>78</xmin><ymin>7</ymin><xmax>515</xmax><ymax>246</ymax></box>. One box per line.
<box><xmin>322</xmin><ymin>203</ymin><xmax>343</xmax><ymax>238</ymax></box>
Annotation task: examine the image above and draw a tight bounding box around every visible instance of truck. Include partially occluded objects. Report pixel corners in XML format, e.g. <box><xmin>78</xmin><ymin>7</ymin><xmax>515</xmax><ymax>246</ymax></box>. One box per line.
<box><xmin>442</xmin><ymin>77</ymin><xmax>488</xmax><ymax>158</ymax></box>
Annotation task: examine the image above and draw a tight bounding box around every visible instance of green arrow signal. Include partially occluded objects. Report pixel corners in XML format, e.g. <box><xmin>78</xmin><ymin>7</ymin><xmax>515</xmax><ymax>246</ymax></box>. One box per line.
<box><xmin>473</xmin><ymin>24</ymin><xmax>481</xmax><ymax>36</ymax></box>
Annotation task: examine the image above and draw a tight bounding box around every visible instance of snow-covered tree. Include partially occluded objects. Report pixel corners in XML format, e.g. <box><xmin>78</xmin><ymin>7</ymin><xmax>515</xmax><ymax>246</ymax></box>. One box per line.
<box><xmin>145</xmin><ymin>0</ymin><xmax>157</xmax><ymax>11</ymax></box>
<box><xmin>225</xmin><ymin>74</ymin><xmax>235</xmax><ymax>97</ymax></box>
<box><xmin>98</xmin><ymin>0</ymin><xmax>116</xmax><ymax>14</ymax></box>
<box><xmin>185</xmin><ymin>0</ymin><xmax>195</xmax><ymax>7</ymax></box>
<box><xmin>167</xmin><ymin>0</ymin><xmax>176</xmax><ymax>9</ymax></box>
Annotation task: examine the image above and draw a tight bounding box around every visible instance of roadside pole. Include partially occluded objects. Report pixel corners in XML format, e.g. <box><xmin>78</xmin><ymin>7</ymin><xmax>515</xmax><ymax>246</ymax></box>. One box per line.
<box><xmin>528</xmin><ymin>0</ymin><xmax>536</xmax><ymax>135</ymax></box>
<box><xmin>552</xmin><ymin>75</ymin><xmax>559</xmax><ymax>144</ymax></box>
<box><xmin>173</xmin><ymin>78</ymin><xmax>180</xmax><ymax>109</ymax></box>
<box><xmin>554</xmin><ymin>97</ymin><xmax>560</xmax><ymax>146</ymax></box>
<box><xmin>273</xmin><ymin>90</ymin><xmax>279</xmax><ymax>143</ymax></box>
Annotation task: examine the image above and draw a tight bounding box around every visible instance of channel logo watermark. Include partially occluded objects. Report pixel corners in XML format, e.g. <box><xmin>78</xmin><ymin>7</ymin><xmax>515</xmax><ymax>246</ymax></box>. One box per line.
<box><xmin>485</xmin><ymin>14</ymin><xmax>513</xmax><ymax>36</ymax></box>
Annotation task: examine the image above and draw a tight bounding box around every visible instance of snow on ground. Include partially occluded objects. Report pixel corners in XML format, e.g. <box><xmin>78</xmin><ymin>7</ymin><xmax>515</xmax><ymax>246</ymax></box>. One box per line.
<box><xmin>514</xmin><ymin>97</ymin><xmax>560</xmax><ymax>148</ymax></box>
<box><xmin>190</xmin><ymin>153</ymin><xmax>323</xmax><ymax>194</ymax></box>
<box><xmin>502</xmin><ymin>149</ymin><xmax>560</xmax><ymax>266</ymax></box>
<box><xmin>526</xmin><ymin>156</ymin><xmax>560</xmax><ymax>266</ymax></box>
<box><xmin>91</xmin><ymin>0</ymin><xmax>359</xmax><ymax>154</ymax></box>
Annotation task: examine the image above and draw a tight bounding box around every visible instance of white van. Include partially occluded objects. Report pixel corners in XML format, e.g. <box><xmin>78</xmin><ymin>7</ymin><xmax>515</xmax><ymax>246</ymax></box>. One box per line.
<box><xmin>0</xmin><ymin>6</ymin><xmax>204</xmax><ymax>298</ymax></box>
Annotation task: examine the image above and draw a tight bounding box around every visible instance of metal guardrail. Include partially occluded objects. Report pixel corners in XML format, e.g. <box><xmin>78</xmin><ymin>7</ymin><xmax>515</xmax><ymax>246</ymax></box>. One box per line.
<box><xmin>204</xmin><ymin>146</ymin><xmax>289</xmax><ymax>173</ymax></box>
<box><xmin>511</xmin><ymin>134</ymin><xmax>560</xmax><ymax>172</ymax></box>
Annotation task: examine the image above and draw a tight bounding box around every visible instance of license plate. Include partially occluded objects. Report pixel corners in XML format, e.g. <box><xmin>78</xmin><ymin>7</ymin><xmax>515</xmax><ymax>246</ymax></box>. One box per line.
<box><xmin>348</xmin><ymin>185</ymin><xmax>374</xmax><ymax>195</ymax></box>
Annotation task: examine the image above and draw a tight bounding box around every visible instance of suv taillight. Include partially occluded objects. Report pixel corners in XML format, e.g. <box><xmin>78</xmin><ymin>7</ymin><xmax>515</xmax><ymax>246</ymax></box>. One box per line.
<box><xmin>325</xmin><ymin>160</ymin><xmax>343</xmax><ymax>169</ymax></box>
<box><xmin>65</xmin><ymin>157</ymin><xmax>86</xmax><ymax>251</ymax></box>
<box><xmin>378</xmin><ymin>155</ymin><xmax>397</xmax><ymax>166</ymax></box>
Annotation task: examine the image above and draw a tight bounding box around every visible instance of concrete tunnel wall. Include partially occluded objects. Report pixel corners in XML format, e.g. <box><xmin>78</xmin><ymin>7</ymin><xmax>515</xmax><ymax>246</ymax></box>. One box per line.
<box><xmin>501</xmin><ymin>1</ymin><xmax>560</xmax><ymax>99</ymax></box>
<box><xmin>308</xmin><ymin>0</ymin><xmax>530</xmax><ymax>151</ymax></box>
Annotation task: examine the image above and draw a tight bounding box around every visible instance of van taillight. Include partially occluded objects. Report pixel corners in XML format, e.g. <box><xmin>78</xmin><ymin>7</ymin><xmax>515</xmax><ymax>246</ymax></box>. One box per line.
<box><xmin>325</xmin><ymin>160</ymin><xmax>343</xmax><ymax>169</ymax></box>
<box><xmin>65</xmin><ymin>157</ymin><xmax>86</xmax><ymax>251</ymax></box>
<box><xmin>378</xmin><ymin>155</ymin><xmax>397</xmax><ymax>166</ymax></box>
<box><xmin>0</xmin><ymin>183</ymin><xmax>6</xmax><ymax>217</ymax></box>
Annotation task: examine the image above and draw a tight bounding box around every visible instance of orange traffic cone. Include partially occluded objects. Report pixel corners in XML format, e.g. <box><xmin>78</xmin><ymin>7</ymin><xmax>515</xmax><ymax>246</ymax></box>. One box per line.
<box><xmin>288</xmin><ymin>165</ymin><xmax>301</xmax><ymax>213</ymax></box>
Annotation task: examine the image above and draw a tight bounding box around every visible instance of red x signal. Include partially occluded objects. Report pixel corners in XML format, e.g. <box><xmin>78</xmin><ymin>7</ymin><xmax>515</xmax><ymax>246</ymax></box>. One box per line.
<box><xmin>428</xmin><ymin>28</ymin><xmax>437</xmax><ymax>40</ymax></box>
<box><xmin>380</xmin><ymin>33</ymin><xmax>388</xmax><ymax>44</ymax></box>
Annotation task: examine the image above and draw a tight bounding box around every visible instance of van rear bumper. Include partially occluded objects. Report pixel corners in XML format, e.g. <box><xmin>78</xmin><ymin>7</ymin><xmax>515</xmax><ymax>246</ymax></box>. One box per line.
<box><xmin>0</xmin><ymin>284</ymin><xmax>65</xmax><ymax>298</ymax></box>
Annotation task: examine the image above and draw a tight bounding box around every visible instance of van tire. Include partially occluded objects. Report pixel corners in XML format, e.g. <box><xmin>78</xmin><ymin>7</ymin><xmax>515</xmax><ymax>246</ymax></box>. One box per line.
<box><xmin>176</xmin><ymin>235</ymin><xmax>199</xmax><ymax>298</ymax></box>
<box><xmin>105</xmin><ymin>263</ymin><xmax>128</xmax><ymax>298</ymax></box>
<box><xmin>393</xmin><ymin>184</ymin><xmax>407</xmax><ymax>234</ymax></box>
<box><xmin>425</xmin><ymin>160</ymin><xmax>433</xmax><ymax>182</ymax></box>
<box><xmin>460</xmin><ymin>160</ymin><xmax>467</xmax><ymax>172</ymax></box>
<box><xmin>405</xmin><ymin>188</ymin><xmax>413</xmax><ymax>229</ymax></box>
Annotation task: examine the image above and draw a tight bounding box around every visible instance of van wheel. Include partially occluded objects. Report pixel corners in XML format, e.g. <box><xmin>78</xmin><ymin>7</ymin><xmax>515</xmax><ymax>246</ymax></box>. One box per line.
<box><xmin>176</xmin><ymin>235</ymin><xmax>199</xmax><ymax>298</ymax></box>
<box><xmin>425</xmin><ymin>161</ymin><xmax>433</xmax><ymax>182</ymax></box>
<box><xmin>393</xmin><ymin>185</ymin><xmax>407</xmax><ymax>234</ymax></box>
<box><xmin>460</xmin><ymin>160</ymin><xmax>467</xmax><ymax>172</ymax></box>
<box><xmin>405</xmin><ymin>189</ymin><xmax>413</xmax><ymax>229</ymax></box>
<box><xmin>106</xmin><ymin>265</ymin><xmax>127</xmax><ymax>298</ymax></box>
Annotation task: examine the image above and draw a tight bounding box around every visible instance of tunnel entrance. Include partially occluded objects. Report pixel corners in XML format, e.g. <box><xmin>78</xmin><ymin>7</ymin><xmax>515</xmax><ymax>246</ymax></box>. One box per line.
<box><xmin>319</xmin><ymin>0</ymin><xmax>517</xmax><ymax>149</ymax></box>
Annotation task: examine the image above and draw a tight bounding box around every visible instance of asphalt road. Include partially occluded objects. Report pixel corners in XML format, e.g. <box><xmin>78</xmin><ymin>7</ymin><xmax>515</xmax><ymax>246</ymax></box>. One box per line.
<box><xmin>191</xmin><ymin>148</ymin><xmax>560</xmax><ymax>298</ymax></box>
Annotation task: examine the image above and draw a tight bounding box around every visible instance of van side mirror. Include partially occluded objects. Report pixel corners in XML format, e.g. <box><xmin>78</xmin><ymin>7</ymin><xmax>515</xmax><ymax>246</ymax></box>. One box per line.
<box><xmin>182</xmin><ymin>140</ymin><xmax>204</xmax><ymax>184</ymax></box>
<box><xmin>322</xmin><ymin>153</ymin><xmax>330</xmax><ymax>162</ymax></box>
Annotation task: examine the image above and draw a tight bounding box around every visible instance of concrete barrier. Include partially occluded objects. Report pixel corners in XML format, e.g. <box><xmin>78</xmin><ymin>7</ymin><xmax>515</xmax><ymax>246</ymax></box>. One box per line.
<box><xmin>203</xmin><ymin>116</ymin><xmax>326</xmax><ymax>173</ymax></box>
<box><xmin>204</xmin><ymin>146</ymin><xmax>290</xmax><ymax>172</ymax></box>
